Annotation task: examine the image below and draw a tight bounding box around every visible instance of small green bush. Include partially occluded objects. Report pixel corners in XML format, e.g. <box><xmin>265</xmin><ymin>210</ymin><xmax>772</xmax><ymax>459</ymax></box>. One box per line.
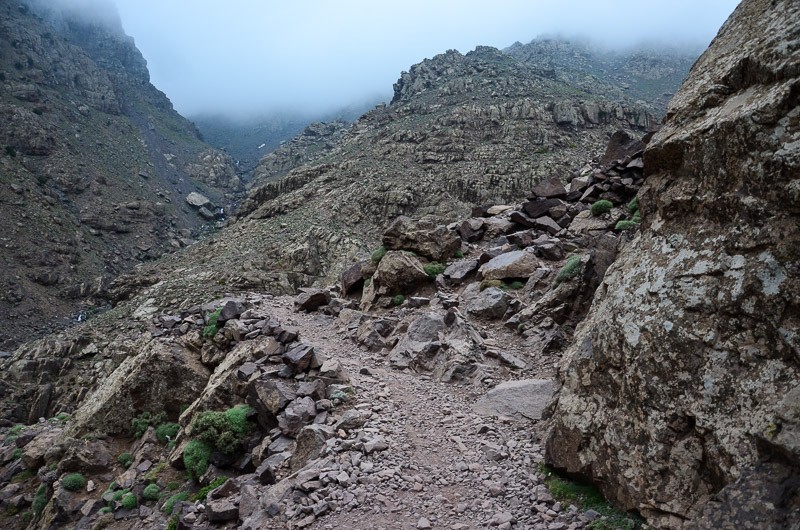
<box><xmin>423</xmin><ymin>262</ymin><xmax>446</xmax><ymax>278</ymax></box>
<box><xmin>112</xmin><ymin>489</ymin><xmax>129</xmax><ymax>502</ymax></box>
<box><xmin>391</xmin><ymin>294</ymin><xmax>405</xmax><ymax>306</ymax></box>
<box><xmin>131</xmin><ymin>411</ymin><xmax>167</xmax><ymax>438</ymax></box>
<box><xmin>99</xmin><ymin>506</ymin><xmax>112</xmax><ymax>514</ymax></box>
<box><xmin>162</xmin><ymin>492</ymin><xmax>189</xmax><ymax>515</ymax></box>
<box><xmin>632</xmin><ymin>210</ymin><xmax>642</xmax><ymax>223</ymax></box>
<box><xmin>142</xmin><ymin>484</ymin><xmax>161</xmax><ymax>502</ymax></box>
<box><xmin>627</xmin><ymin>197</ymin><xmax>638</xmax><ymax>214</ymax></box>
<box><xmin>590</xmin><ymin>199</ymin><xmax>613</xmax><ymax>216</ymax></box>
<box><xmin>11</xmin><ymin>448</ymin><xmax>21</xmax><ymax>460</ymax></box>
<box><xmin>509</xmin><ymin>280</ymin><xmax>525</xmax><ymax>290</ymax></box>
<box><xmin>370</xmin><ymin>246</ymin><xmax>387</xmax><ymax>264</ymax></box>
<box><xmin>9</xmin><ymin>424</ymin><xmax>24</xmax><ymax>435</ymax></box>
<box><xmin>555</xmin><ymin>256</ymin><xmax>582</xmax><ymax>284</ymax></box>
<box><xmin>32</xmin><ymin>485</ymin><xmax>48</xmax><ymax>515</ymax></box>
<box><xmin>55</xmin><ymin>412</ymin><xmax>70</xmax><ymax>422</ymax></box>
<box><xmin>155</xmin><ymin>423</ymin><xmax>180</xmax><ymax>445</ymax></box>
<box><xmin>202</xmin><ymin>307</ymin><xmax>222</xmax><ymax>338</ymax></box>
<box><xmin>61</xmin><ymin>473</ymin><xmax>87</xmax><ymax>492</ymax></box>
<box><xmin>191</xmin><ymin>477</ymin><xmax>227</xmax><ymax>502</ymax></box>
<box><xmin>454</xmin><ymin>249</ymin><xmax>464</xmax><ymax>259</ymax></box>
<box><xmin>166</xmin><ymin>481</ymin><xmax>180</xmax><ymax>491</ymax></box>
<box><xmin>191</xmin><ymin>405</ymin><xmax>253</xmax><ymax>455</ymax></box>
<box><xmin>120</xmin><ymin>492</ymin><xmax>137</xmax><ymax>510</ymax></box>
<box><xmin>117</xmin><ymin>452</ymin><xmax>133</xmax><ymax>468</ymax></box>
<box><xmin>167</xmin><ymin>515</ymin><xmax>179</xmax><ymax>530</ymax></box>
<box><xmin>615</xmin><ymin>220</ymin><xmax>638</xmax><ymax>231</ymax></box>
<box><xmin>183</xmin><ymin>440</ymin><xmax>212</xmax><ymax>480</ymax></box>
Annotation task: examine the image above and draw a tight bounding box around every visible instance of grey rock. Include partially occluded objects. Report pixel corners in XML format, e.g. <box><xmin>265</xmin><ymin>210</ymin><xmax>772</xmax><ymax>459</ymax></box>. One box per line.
<box><xmin>294</xmin><ymin>288</ymin><xmax>331</xmax><ymax>312</ymax></box>
<box><xmin>185</xmin><ymin>192</ymin><xmax>212</xmax><ymax>209</ymax></box>
<box><xmin>466</xmin><ymin>287</ymin><xmax>509</xmax><ymax>319</ymax></box>
<box><xmin>474</xmin><ymin>379</ymin><xmax>553</xmax><ymax>420</ymax></box>
<box><xmin>479</xmin><ymin>249</ymin><xmax>540</xmax><ymax>280</ymax></box>
<box><xmin>444</xmin><ymin>259</ymin><xmax>479</xmax><ymax>284</ymax></box>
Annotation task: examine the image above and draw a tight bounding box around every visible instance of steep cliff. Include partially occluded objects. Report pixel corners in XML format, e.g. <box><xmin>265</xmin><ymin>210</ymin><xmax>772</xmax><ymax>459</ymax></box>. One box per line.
<box><xmin>0</xmin><ymin>0</ymin><xmax>239</xmax><ymax>348</ymax></box>
<box><xmin>545</xmin><ymin>1</ymin><xmax>800</xmax><ymax>528</ymax></box>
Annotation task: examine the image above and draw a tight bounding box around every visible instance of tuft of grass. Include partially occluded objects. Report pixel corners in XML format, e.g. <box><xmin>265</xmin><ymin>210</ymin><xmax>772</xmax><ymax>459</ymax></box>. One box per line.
<box><xmin>509</xmin><ymin>280</ymin><xmax>525</xmax><ymax>290</ymax></box>
<box><xmin>454</xmin><ymin>250</ymin><xmax>464</xmax><ymax>259</ymax></box>
<box><xmin>61</xmin><ymin>473</ymin><xmax>87</xmax><ymax>492</ymax></box>
<box><xmin>156</xmin><ymin>423</ymin><xmax>180</xmax><ymax>445</ymax></box>
<box><xmin>32</xmin><ymin>485</ymin><xmax>48</xmax><ymax>515</ymax></box>
<box><xmin>370</xmin><ymin>246</ymin><xmax>387</xmax><ymax>264</ymax></box>
<box><xmin>11</xmin><ymin>448</ymin><xmax>22</xmax><ymax>461</ymax></box>
<box><xmin>540</xmin><ymin>466</ymin><xmax>644</xmax><ymax>530</ymax></box>
<box><xmin>555</xmin><ymin>256</ymin><xmax>582</xmax><ymax>285</ymax></box>
<box><xmin>9</xmin><ymin>424</ymin><xmax>25</xmax><ymax>435</ymax></box>
<box><xmin>626</xmin><ymin>197</ymin><xmax>638</xmax><ymax>214</ymax></box>
<box><xmin>162</xmin><ymin>492</ymin><xmax>189</xmax><ymax>515</ymax></box>
<box><xmin>131</xmin><ymin>411</ymin><xmax>167</xmax><ymax>439</ymax></box>
<box><xmin>183</xmin><ymin>440</ymin><xmax>212</xmax><ymax>480</ymax></box>
<box><xmin>117</xmin><ymin>452</ymin><xmax>133</xmax><ymax>468</ymax></box>
<box><xmin>120</xmin><ymin>492</ymin><xmax>137</xmax><ymax>510</ymax></box>
<box><xmin>590</xmin><ymin>199</ymin><xmax>613</xmax><ymax>217</ymax></box>
<box><xmin>615</xmin><ymin>220</ymin><xmax>638</xmax><ymax>231</ymax></box>
<box><xmin>142</xmin><ymin>484</ymin><xmax>160</xmax><ymax>502</ymax></box>
<box><xmin>191</xmin><ymin>476</ymin><xmax>227</xmax><ymax>502</ymax></box>
<box><xmin>423</xmin><ymin>262</ymin><xmax>446</xmax><ymax>278</ymax></box>
<box><xmin>167</xmin><ymin>515</ymin><xmax>179</xmax><ymax>530</ymax></box>
<box><xmin>202</xmin><ymin>307</ymin><xmax>223</xmax><ymax>339</ymax></box>
<box><xmin>191</xmin><ymin>405</ymin><xmax>253</xmax><ymax>456</ymax></box>
<box><xmin>11</xmin><ymin>470</ymin><xmax>34</xmax><ymax>483</ymax></box>
<box><xmin>391</xmin><ymin>294</ymin><xmax>405</xmax><ymax>306</ymax></box>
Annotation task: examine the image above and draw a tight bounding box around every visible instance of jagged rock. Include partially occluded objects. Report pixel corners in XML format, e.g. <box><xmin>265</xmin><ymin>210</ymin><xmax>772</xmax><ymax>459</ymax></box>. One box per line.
<box><xmin>290</xmin><ymin>424</ymin><xmax>335</xmax><ymax>471</ymax></box>
<box><xmin>282</xmin><ymin>344</ymin><xmax>316</xmax><ymax>372</ymax></box>
<box><xmin>365</xmin><ymin>251</ymin><xmax>430</xmax><ymax>305</ymax></box>
<box><xmin>185</xmin><ymin>192</ymin><xmax>212</xmax><ymax>209</ymax></box>
<box><xmin>389</xmin><ymin>313</ymin><xmax>446</xmax><ymax>369</ymax></box>
<box><xmin>458</xmin><ymin>218</ymin><xmax>486</xmax><ymax>242</ymax></box>
<box><xmin>249</xmin><ymin>378</ymin><xmax>297</xmax><ymax>417</ymax></box>
<box><xmin>219</xmin><ymin>299</ymin><xmax>245</xmax><ymax>321</ymax></box>
<box><xmin>382</xmin><ymin>216</ymin><xmax>460</xmax><ymax>262</ymax></box>
<box><xmin>59</xmin><ymin>439</ymin><xmax>114</xmax><ymax>474</ymax></box>
<box><xmin>567</xmin><ymin>209</ymin><xmax>623</xmax><ymax>234</ymax></box>
<box><xmin>465</xmin><ymin>287</ymin><xmax>510</xmax><ymax>319</ymax></box>
<box><xmin>533</xmin><ymin>216</ymin><xmax>562</xmax><ymax>235</ymax></box>
<box><xmin>479</xmin><ymin>250</ymin><xmax>540</xmax><ymax>280</ymax></box>
<box><xmin>530</xmin><ymin>177</ymin><xmax>567</xmax><ymax>198</ymax></box>
<box><xmin>341</xmin><ymin>261</ymin><xmax>368</xmax><ymax>294</ymax></box>
<box><xmin>547</xmin><ymin>2</ymin><xmax>800</xmax><ymax>527</ymax></box>
<box><xmin>278</xmin><ymin>397</ymin><xmax>317</xmax><ymax>436</ymax></box>
<box><xmin>318</xmin><ymin>359</ymin><xmax>350</xmax><ymax>383</ymax></box>
<box><xmin>600</xmin><ymin>130</ymin><xmax>645</xmax><ymax>166</ymax></box>
<box><xmin>294</xmin><ymin>289</ymin><xmax>331</xmax><ymax>312</ymax></box>
<box><xmin>474</xmin><ymin>379</ymin><xmax>553</xmax><ymax>420</ymax></box>
<box><xmin>21</xmin><ymin>428</ymin><xmax>64</xmax><ymax>470</ymax></box>
<box><xmin>444</xmin><ymin>259</ymin><xmax>480</xmax><ymax>284</ymax></box>
<box><xmin>206</xmin><ymin>498</ymin><xmax>239</xmax><ymax>522</ymax></box>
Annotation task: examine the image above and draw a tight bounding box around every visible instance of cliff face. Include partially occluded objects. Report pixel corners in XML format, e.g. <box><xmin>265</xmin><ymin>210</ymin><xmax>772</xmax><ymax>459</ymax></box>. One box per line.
<box><xmin>0</xmin><ymin>0</ymin><xmax>239</xmax><ymax>348</ymax></box>
<box><xmin>545</xmin><ymin>0</ymin><xmax>800</xmax><ymax>528</ymax></box>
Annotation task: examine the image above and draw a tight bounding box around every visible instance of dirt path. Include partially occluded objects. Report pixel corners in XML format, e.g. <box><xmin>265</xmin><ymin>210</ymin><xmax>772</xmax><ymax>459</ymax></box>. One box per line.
<box><xmin>265</xmin><ymin>297</ymin><xmax>594</xmax><ymax>530</ymax></box>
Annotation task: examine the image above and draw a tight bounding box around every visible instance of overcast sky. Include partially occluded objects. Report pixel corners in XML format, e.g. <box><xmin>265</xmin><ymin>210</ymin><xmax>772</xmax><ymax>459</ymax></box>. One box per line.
<box><xmin>111</xmin><ymin>0</ymin><xmax>740</xmax><ymax>120</ymax></box>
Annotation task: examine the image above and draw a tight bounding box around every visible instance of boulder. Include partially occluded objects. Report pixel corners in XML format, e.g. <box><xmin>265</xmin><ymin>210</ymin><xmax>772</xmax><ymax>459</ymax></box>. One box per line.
<box><xmin>443</xmin><ymin>259</ymin><xmax>479</xmax><ymax>284</ymax></box>
<box><xmin>530</xmin><ymin>177</ymin><xmax>567</xmax><ymax>199</ymax></box>
<box><xmin>185</xmin><ymin>192</ymin><xmax>212</xmax><ymax>209</ymax></box>
<box><xmin>479</xmin><ymin>250</ymin><xmax>540</xmax><ymax>280</ymax></box>
<box><xmin>382</xmin><ymin>216</ymin><xmax>460</xmax><ymax>262</ymax></box>
<box><xmin>457</xmin><ymin>218</ymin><xmax>486</xmax><ymax>242</ymax></box>
<box><xmin>389</xmin><ymin>313</ymin><xmax>446</xmax><ymax>369</ymax></box>
<box><xmin>465</xmin><ymin>287</ymin><xmax>509</xmax><ymax>319</ymax></box>
<box><xmin>289</xmin><ymin>424</ymin><xmax>334</xmax><ymax>471</ymax></box>
<box><xmin>341</xmin><ymin>261</ymin><xmax>368</xmax><ymax>294</ymax></box>
<box><xmin>474</xmin><ymin>379</ymin><xmax>553</xmax><ymax>420</ymax></box>
<box><xmin>546</xmin><ymin>2</ymin><xmax>800</xmax><ymax>528</ymax></box>
<box><xmin>370</xmin><ymin>251</ymin><xmax>430</xmax><ymax>296</ymax></box>
<box><xmin>294</xmin><ymin>289</ymin><xmax>331</xmax><ymax>312</ymax></box>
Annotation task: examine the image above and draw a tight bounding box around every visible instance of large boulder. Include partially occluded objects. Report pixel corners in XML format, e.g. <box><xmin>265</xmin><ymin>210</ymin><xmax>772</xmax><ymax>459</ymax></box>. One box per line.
<box><xmin>545</xmin><ymin>2</ymin><xmax>800</xmax><ymax>528</ymax></box>
<box><xmin>370</xmin><ymin>251</ymin><xmax>430</xmax><ymax>297</ymax></box>
<box><xmin>382</xmin><ymin>216</ymin><xmax>460</xmax><ymax>262</ymax></box>
<box><xmin>479</xmin><ymin>249</ymin><xmax>540</xmax><ymax>280</ymax></box>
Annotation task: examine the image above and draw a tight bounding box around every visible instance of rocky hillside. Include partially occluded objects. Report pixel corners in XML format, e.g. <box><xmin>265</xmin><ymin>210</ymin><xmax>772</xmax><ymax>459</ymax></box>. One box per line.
<box><xmin>102</xmin><ymin>44</ymin><xmax>662</xmax><ymax>326</ymax></box>
<box><xmin>546</xmin><ymin>0</ymin><xmax>800</xmax><ymax>528</ymax></box>
<box><xmin>0</xmin><ymin>0</ymin><xmax>240</xmax><ymax>349</ymax></box>
<box><xmin>505</xmin><ymin>38</ymin><xmax>699</xmax><ymax>117</ymax></box>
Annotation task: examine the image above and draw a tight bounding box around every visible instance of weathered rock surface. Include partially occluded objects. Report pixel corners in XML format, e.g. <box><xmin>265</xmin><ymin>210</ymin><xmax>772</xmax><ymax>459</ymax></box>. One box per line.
<box><xmin>546</xmin><ymin>2</ymin><xmax>800</xmax><ymax>528</ymax></box>
<box><xmin>475</xmin><ymin>379</ymin><xmax>554</xmax><ymax>420</ymax></box>
<box><xmin>382</xmin><ymin>216</ymin><xmax>460</xmax><ymax>262</ymax></box>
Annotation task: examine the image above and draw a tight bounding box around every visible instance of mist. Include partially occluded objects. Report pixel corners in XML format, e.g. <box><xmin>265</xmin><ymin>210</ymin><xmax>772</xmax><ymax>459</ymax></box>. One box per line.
<box><xmin>109</xmin><ymin>0</ymin><xmax>739</xmax><ymax>120</ymax></box>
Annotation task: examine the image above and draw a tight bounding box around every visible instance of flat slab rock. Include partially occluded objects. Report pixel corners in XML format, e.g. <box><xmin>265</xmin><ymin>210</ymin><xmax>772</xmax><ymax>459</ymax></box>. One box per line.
<box><xmin>473</xmin><ymin>379</ymin><xmax>554</xmax><ymax>421</ymax></box>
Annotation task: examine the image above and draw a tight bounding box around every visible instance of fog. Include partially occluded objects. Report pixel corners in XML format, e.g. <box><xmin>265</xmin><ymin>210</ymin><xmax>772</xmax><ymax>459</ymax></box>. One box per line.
<box><xmin>109</xmin><ymin>0</ymin><xmax>739</xmax><ymax>119</ymax></box>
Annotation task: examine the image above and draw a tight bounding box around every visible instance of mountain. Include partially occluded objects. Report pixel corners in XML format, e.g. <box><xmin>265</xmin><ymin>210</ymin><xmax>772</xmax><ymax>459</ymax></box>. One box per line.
<box><xmin>0</xmin><ymin>0</ymin><xmax>240</xmax><ymax>348</ymax></box>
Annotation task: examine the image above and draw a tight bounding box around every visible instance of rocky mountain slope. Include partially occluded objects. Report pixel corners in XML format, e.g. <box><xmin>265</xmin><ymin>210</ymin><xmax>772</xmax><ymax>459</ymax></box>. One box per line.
<box><xmin>102</xmin><ymin>44</ymin><xmax>662</xmax><ymax>325</ymax></box>
<box><xmin>545</xmin><ymin>0</ymin><xmax>800</xmax><ymax>528</ymax></box>
<box><xmin>0</xmin><ymin>0</ymin><xmax>240</xmax><ymax>348</ymax></box>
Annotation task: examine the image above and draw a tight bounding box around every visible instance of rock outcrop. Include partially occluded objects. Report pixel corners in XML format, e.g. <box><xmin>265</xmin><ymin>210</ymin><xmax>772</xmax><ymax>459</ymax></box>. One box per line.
<box><xmin>545</xmin><ymin>1</ymin><xmax>800</xmax><ymax>528</ymax></box>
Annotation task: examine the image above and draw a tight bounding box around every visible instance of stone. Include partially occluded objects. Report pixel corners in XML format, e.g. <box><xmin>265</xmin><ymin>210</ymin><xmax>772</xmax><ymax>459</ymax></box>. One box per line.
<box><xmin>530</xmin><ymin>177</ymin><xmax>567</xmax><ymax>198</ymax></box>
<box><xmin>474</xmin><ymin>379</ymin><xmax>553</xmax><ymax>420</ymax></box>
<box><xmin>341</xmin><ymin>261</ymin><xmax>368</xmax><ymax>294</ymax></box>
<box><xmin>255</xmin><ymin>459</ymin><xmax>276</xmax><ymax>485</ymax></box>
<box><xmin>278</xmin><ymin>397</ymin><xmax>317</xmax><ymax>436</ymax></box>
<box><xmin>479</xmin><ymin>250</ymin><xmax>540</xmax><ymax>280</ymax></box>
<box><xmin>289</xmin><ymin>424</ymin><xmax>335</xmax><ymax>471</ymax></box>
<box><xmin>458</xmin><ymin>218</ymin><xmax>486</xmax><ymax>242</ymax></box>
<box><xmin>249</xmin><ymin>378</ymin><xmax>296</xmax><ymax>416</ymax></box>
<box><xmin>444</xmin><ymin>259</ymin><xmax>479</xmax><ymax>284</ymax></box>
<box><xmin>382</xmin><ymin>216</ymin><xmax>461</xmax><ymax>262</ymax></box>
<box><xmin>388</xmin><ymin>312</ymin><xmax>446</xmax><ymax>369</ymax></box>
<box><xmin>466</xmin><ymin>287</ymin><xmax>509</xmax><ymax>319</ymax></box>
<box><xmin>296</xmin><ymin>380</ymin><xmax>326</xmax><ymax>400</ymax></box>
<box><xmin>600</xmin><ymin>130</ymin><xmax>645</xmax><ymax>166</ymax></box>
<box><xmin>219</xmin><ymin>300</ymin><xmax>244</xmax><ymax>321</ymax></box>
<box><xmin>185</xmin><ymin>192</ymin><xmax>212</xmax><ymax>209</ymax></box>
<box><xmin>206</xmin><ymin>498</ymin><xmax>239</xmax><ymax>522</ymax></box>
<box><xmin>335</xmin><ymin>409</ymin><xmax>368</xmax><ymax>431</ymax></box>
<box><xmin>363</xmin><ymin>251</ymin><xmax>430</xmax><ymax>307</ymax></box>
<box><xmin>282</xmin><ymin>343</ymin><xmax>316</xmax><ymax>372</ymax></box>
<box><xmin>417</xmin><ymin>517</ymin><xmax>432</xmax><ymax>529</ymax></box>
<box><xmin>318</xmin><ymin>359</ymin><xmax>350</xmax><ymax>383</ymax></box>
<box><xmin>294</xmin><ymin>288</ymin><xmax>331</xmax><ymax>312</ymax></box>
<box><xmin>533</xmin><ymin>216</ymin><xmax>562</xmax><ymax>235</ymax></box>
<box><xmin>522</xmin><ymin>198</ymin><xmax>562</xmax><ymax>219</ymax></box>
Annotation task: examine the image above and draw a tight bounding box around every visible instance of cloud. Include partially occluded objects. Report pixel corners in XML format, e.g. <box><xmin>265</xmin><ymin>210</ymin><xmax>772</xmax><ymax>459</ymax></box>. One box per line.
<box><xmin>110</xmin><ymin>0</ymin><xmax>740</xmax><ymax>118</ymax></box>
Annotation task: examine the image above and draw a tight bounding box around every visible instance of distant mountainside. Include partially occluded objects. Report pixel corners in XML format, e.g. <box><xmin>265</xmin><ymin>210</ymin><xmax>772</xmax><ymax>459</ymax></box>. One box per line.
<box><xmin>505</xmin><ymin>37</ymin><xmax>700</xmax><ymax>116</ymax></box>
<box><xmin>0</xmin><ymin>0</ymin><xmax>239</xmax><ymax>347</ymax></box>
<box><xmin>106</xmin><ymin>43</ymin><xmax>670</xmax><ymax>317</ymax></box>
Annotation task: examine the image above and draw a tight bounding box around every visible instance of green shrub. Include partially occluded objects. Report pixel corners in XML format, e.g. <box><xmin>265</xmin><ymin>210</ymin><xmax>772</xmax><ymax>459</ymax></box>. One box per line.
<box><xmin>191</xmin><ymin>477</ymin><xmax>227</xmax><ymax>502</ymax></box>
<box><xmin>590</xmin><ymin>199</ymin><xmax>613</xmax><ymax>216</ymax></box>
<box><xmin>120</xmin><ymin>492</ymin><xmax>137</xmax><ymax>510</ymax></box>
<box><xmin>391</xmin><ymin>294</ymin><xmax>405</xmax><ymax>306</ymax></box>
<box><xmin>183</xmin><ymin>440</ymin><xmax>212</xmax><ymax>480</ymax></box>
<box><xmin>131</xmin><ymin>411</ymin><xmax>167</xmax><ymax>438</ymax></box>
<box><xmin>142</xmin><ymin>484</ymin><xmax>161</xmax><ymax>502</ymax></box>
<box><xmin>99</xmin><ymin>506</ymin><xmax>112</xmax><ymax>514</ymax></box>
<box><xmin>615</xmin><ymin>220</ymin><xmax>638</xmax><ymax>231</ymax></box>
<box><xmin>627</xmin><ymin>197</ymin><xmax>638</xmax><ymax>214</ymax></box>
<box><xmin>370</xmin><ymin>246</ymin><xmax>387</xmax><ymax>264</ymax></box>
<box><xmin>631</xmin><ymin>210</ymin><xmax>642</xmax><ymax>223</ymax></box>
<box><xmin>11</xmin><ymin>448</ymin><xmax>21</xmax><ymax>460</ymax></box>
<box><xmin>155</xmin><ymin>423</ymin><xmax>180</xmax><ymax>445</ymax></box>
<box><xmin>117</xmin><ymin>452</ymin><xmax>133</xmax><ymax>468</ymax></box>
<box><xmin>166</xmin><ymin>481</ymin><xmax>180</xmax><ymax>491</ymax></box>
<box><xmin>454</xmin><ymin>249</ymin><xmax>464</xmax><ymax>259</ymax></box>
<box><xmin>191</xmin><ymin>405</ymin><xmax>252</xmax><ymax>455</ymax></box>
<box><xmin>111</xmin><ymin>489</ymin><xmax>129</xmax><ymax>502</ymax></box>
<box><xmin>144</xmin><ymin>462</ymin><xmax>167</xmax><ymax>482</ymax></box>
<box><xmin>55</xmin><ymin>412</ymin><xmax>70</xmax><ymax>422</ymax></box>
<box><xmin>423</xmin><ymin>262</ymin><xmax>446</xmax><ymax>278</ymax></box>
<box><xmin>9</xmin><ymin>424</ymin><xmax>24</xmax><ymax>435</ymax></box>
<box><xmin>479</xmin><ymin>279</ymin><xmax>505</xmax><ymax>291</ymax></box>
<box><xmin>555</xmin><ymin>256</ymin><xmax>582</xmax><ymax>284</ymax></box>
<box><xmin>61</xmin><ymin>473</ymin><xmax>87</xmax><ymax>492</ymax></box>
<box><xmin>32</xmin><ymin>485</ymin><xmax>48</xmax><ymax>515</ymax></box>
<box><xmin>162</xmin><ymin>492</ymin><xmax>189</xmax><ymax>515</ymax></box>
<box><xmin>167</xmin><ymin>515</ymin><xmax>179</xmax><ymax>530</ymax></box>
<box><xmin>202</xmin><ymin>307</ymin><xmax>222</xmax><ymax>338</ymax></box>
<box><xmin>509</xmin><ymin>280</ymin><xmax>525</xmax><ymax>290</ymax></box>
